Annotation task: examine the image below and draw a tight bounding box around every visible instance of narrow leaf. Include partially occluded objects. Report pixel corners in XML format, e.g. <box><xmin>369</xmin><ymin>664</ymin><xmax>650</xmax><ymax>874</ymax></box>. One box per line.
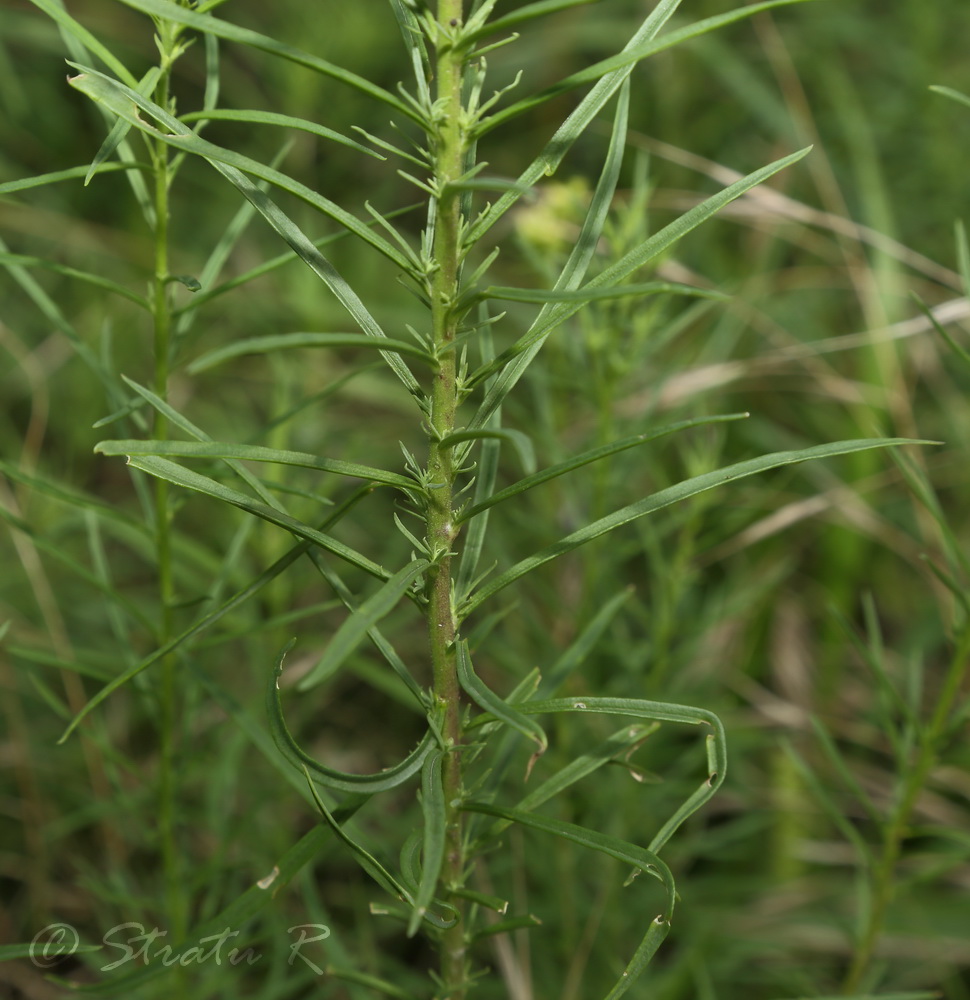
<box><xmin>465</xmin><ymin>0</ymin><xmax>599</xmax><ymax>43</ymax></box>
<box><xmin>298</xmin><ymin>560</ymin><xmax>429</xmax><ymax>691</ymax></box>
<box><xmin>461</xmin><ymin>438</ymin><xmax>929</xmax><ymax>616</ymax></box>
<box><xmin>270</xmin><ymin>641</ymin><xmax>435</xmax><ymax>793</ymax></box>
<box><xmin>125</xmin><ymin>455</ymin><xmax>390</xmax><ymax>581</ymax></box>
<box><xmin>407</xmin><ymin>751</ymin><xmax>447</xmax><ymax>936</ymax></box>
<box><xmin>465</xmin><ymin>77</ymin><xmax>628</xmax><ymax>419</ymax></box>
<box><xmin>96</xmin><ymin>439</ymin><xmax>418</xmax><ymax>492</ymax></box>
<box><xmin>479</xmin><ymin>280</ymin><xmax>727</xmax><ymax>305</ymax></box>
<box><xmin>67</xmin><ymin>70</ymin><xmax>412</xmax><ymax>273</ymax></box>
<box><xmin>68</xmin><ymin>68</ymin><xmax>423</xmax><ymax>400</ymax></box>
<box><xmin>179</xmin><ymin>108</ymin><xmax>384</xmax><ymax>158</ymax></box>
<box><xmin>85</xmin><ymin>66</ymin><xmax>160</xmax><ymax>185</ymax></box>
<box><xmin>188</xmin><ymin>331</ymin><xmax>435</xmax><ymax>371</ymax></box>
<box><xmin>479</xmin><ymin>0</ymin><xmax>824</xmax><ymax>135</ymax></box>
<box><xmin>469</xmin><ymin>148</ymin><xmax>811</xmax><ymax>398</ymax></box>
<box><xmin>457</xmin><ymin>414</ymin><xmax>748</xmax><ymax>525</ymax></box>
<box><xmin>930</xmin><ymin>84</ymin><xmax>970</xmax><ymax>110</ymax></box>
<box><xmin>465</xmin><ymin>0</ymin><xmax>678</xmax><ymax>244</ymax></box>
<box><xmin>0</xmin><ymin>162</ymin><xmax>138</xmax><ymax>196</ymax></box>
<box><xmin>0</xmin><ymin>252</ymin><xmax>149</xmax><ymax>308</ymax></box>
<box><xmin>457</xmin><ymin>640</ymin><xmax>548</xmax><ymax>755</ymax></box>
<box><xmin>113</xmin><ymin>0</ymin><xmax>417</xmax><ymax>120</ymax></box>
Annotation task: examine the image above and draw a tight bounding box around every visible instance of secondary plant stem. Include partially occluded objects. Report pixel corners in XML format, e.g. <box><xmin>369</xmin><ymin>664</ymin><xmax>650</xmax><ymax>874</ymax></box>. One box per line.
<box><xmin>427</xmin><ymin>1</ymin><xmax>467</xmax><ymax>994</ymax></box>
<box><xmin>843</xmin><ymin>623</ymin><xmax>970</xmax><ymax>993</ymax></box>
<box><xmin>150</xmin><ymin>35</ymin><xmax>185</xmax><ymax>945</ymax></box>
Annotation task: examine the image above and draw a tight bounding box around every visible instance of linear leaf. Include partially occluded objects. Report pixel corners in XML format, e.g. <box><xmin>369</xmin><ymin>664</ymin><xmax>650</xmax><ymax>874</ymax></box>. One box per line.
<box><xmin>471</xmin><ymin>723</ymin><xmax>656</xmax><ymax>848</ymax></box>
<box><xmin>466</xmin><ymin>77</ymin><xmax>628</xmax><ymax>421</ymax></box>
<box><xmin>464</xmin><ymin>0</ymin><xmax>679</xmax><ymax>246</ymax></box>
<box><xmin>96</xmin><ymin>439</ymin><xmax>418</xmax><ymax>492</ymax></box>
<box><xmin>179</xmin><ymin>108</ymin><xmax>384</xmax><ymax>158</ymax></box>
<box><xmin>113</xmin><ymin>0</ymin><xmax>416</xmax><ymax>120</ymax></box>
<box><xmin>270</xmin><ymin>642</ymin><xmax>434</xmax><ymax>793</ymax></box>
<box><xmin>930</xmin><ymin>84</ymin><xmax>970</xmax><ymax>111</ymax></box>
<box><xmin>298</xmin><ymin>560</ymin><xmax>429</xmax><ymax>691</ymax></box>
<box><xmin>469</xmin><ymin>147</ymin><xmax>810</xmax><ymax>398</ymax></box>
<box><xmin>25</xmin><ymin>0</ymin><xmax>137</xmax><ymax>85</ymax></box>
<box><xmin>303</xmin><ymin>770</ymin><xmax>413</xmax><ymax>899</ymax></box>
<box><xmin>0</xmin><ymin>161</ymin><xmax>139</xmax><ymax>196</ymax></box>
<box><xmin>85</xmin><ymin>66</ymin><xmax>160</xmax><ymax>185</ymax></box>
<box><xmin>188</xmin><ymin>331</ymin><xmax>434</xmax><ymax>371</ymax></box>
<box><xmin>478</xmin><ymin>280</ymin><xmax>727</xmax><ymax>305</ymax></box>
<box><xmin>478</xmin><ymin>0</ymin><xmax>823</xmax><ymax>135</ymax></box>
<box><xmin>0</xmin><ymin>252</ymin><xmax>148</xmax><ymax>306</ymax></box>
<box><xmin>125</xmin><ymin>455</ymin><xmax>389</xmax><ymax>580</ymax></box>
<box><xmin>471</xmin><ymin>695</ymin><xmax>726</xmax><ymax>854</ymax></box>
<box><xmin>465</xmin><ymin>0</ymin><xmax>599</xmax><ymax>43</ymax></box>
<box><xmin>58</xmin><ymin>489</ymin><xmax>376</xmax><ymax>742</ymax></box>
<box><xmin>461</xmin><ymin>438</ymin><xmax>927</xmax><ymax>616</ymax></box>
<box><xmin>67</xmin><ymin>70</ymin><xmax>412</xmax><ymax>272</ymax></box>
<box><xmin>463</xmin><ymin>801</ymin><xmax>673</xmax><ymax>997</ymax></box>
<box><xmin>457</xmin><ymin>414</ymin><xmax>748</xmax><ymax>525</ymax></box>
<box><xmin>67</xmin><ymin>68</ymin><xmax>423</xmax><ymax>401</ymax></box>
<box><xmin>456</xmin><ymin>318</ymin><xmax>502</xmax><ymax>598</ymax></box>
<box><xmin>408</xmin><ymin>751</ymin><xmax>447</xmax><ymax>937</ymax></box>
<box><xmin>457</xmin><ymin>641</ymin><xmax>548</xmax><ymax>754</ymax></box>
<box><xmin>115</xmin><ymin>375</ymin><xmax>280</xmax><ymax>508</ymax></box>
<box><xmin>463</xmin><ymin>801</ymin><xmax>674</xmax><ymax>911</ymax></box>
<box><xmin>304</xmin><ymin>555</ymin><xmax>427</xmax><ymax>708</ymax></box>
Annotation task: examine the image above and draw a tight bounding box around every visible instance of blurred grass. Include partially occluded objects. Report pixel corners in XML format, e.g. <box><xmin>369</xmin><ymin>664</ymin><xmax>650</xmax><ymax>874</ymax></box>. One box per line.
<box><xmin>2</xmin><ymin>0</ymin><xmax>969</xmax><ymax>998</ymax></box>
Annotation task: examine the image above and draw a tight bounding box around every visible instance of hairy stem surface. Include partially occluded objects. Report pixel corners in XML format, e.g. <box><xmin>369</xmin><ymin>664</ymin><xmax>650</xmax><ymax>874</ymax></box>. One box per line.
<box><xmin>427</xmin><ymin>1</ymin><xmax>468</xmax><ymax>994</ymax></box>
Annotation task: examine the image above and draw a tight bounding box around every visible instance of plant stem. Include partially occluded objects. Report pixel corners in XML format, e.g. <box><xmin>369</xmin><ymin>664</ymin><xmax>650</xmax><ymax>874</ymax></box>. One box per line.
<box><xmin>842</xmin><ymin>623</ymin><xmax>970</xmax><ymax>993</ymax></box>
<box><xmin>427</xmin><ymin>2</ymin><xmax>467</xmax><ymax>995</ymax></box>
<box><xmin>150</xmin><ymin>36</ymin><xmax>185</xmax><ymax>945</ymax></box>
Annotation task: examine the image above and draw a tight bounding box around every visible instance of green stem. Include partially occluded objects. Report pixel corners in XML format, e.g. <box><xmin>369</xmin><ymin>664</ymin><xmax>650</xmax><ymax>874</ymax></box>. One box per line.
<box><xmin>842</xmin><ymin>623</ymin><xmax>970</xmax><ymax>993</ymax></box>
<box><xmin>150</xmin><ymin>37</ymin><xmax>185</xmax><ymax>945</ymax></box>
<box><xmin>427</xmin><ymin>2</ymin><xmax>467</xmax><ymax>996</ymax></box>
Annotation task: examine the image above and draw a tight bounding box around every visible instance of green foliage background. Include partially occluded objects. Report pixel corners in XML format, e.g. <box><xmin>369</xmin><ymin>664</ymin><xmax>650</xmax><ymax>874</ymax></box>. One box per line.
<box><xmin>1</xmin><ymin>1</ymin><xmax>969</xmax><ymax>998</ymax></box>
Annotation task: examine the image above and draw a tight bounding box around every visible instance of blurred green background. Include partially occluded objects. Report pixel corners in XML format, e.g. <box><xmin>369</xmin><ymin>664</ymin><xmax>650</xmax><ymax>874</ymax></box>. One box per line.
<box><xmin>2</xmin><ymin>1</ymin><xmax>969</xmax><ymax>998</ymax></box>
